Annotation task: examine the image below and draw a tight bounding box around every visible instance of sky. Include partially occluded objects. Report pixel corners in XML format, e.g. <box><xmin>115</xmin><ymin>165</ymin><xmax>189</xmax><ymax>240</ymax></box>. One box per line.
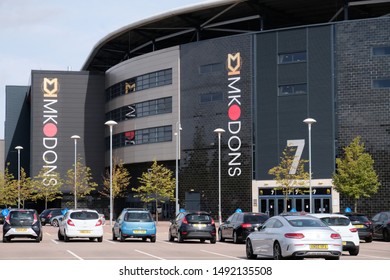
<box><xmin>0</xmin><ymin>0</ymin><xmax>214</xmax><ymax>139</ymax></box>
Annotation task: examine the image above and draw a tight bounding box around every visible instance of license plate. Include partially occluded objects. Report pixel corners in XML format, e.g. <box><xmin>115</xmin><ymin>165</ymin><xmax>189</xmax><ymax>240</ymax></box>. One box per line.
<box><xmin>193</xmin><ymin>224</ymin><xmax>206</xmax><ymax>229</ymax></box>
<box><xmin>342</xmin><ymin>241</ymin><xmax>346</xmax><ymax>245</ymax></box>
<box><xmin>310</xmin><ymin>244</ymin><xmax>328</xmax><ymax>249</ymax></box>
<box><xmin>354</xmin><ymin>225</ymin><xmax>364</xmax><ymax>228</ymax></box>
<box><xmin>16</xmin><ymin>228</ymin><xmax>28</xmax><ymax>232</ymax></box>
<box><xmin>79</xmin><ymin>230</ymin><xmax>91</xmax><ymax>234</ymax></box>
<box><xmin>133</xmin><ymin>230</ymin><xmax>146</xmax><ymax>234</ymax></box>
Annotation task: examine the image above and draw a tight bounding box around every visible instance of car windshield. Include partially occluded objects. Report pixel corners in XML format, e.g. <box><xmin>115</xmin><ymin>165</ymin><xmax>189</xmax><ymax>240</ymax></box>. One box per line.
<box><xmin>243</xmin><ymin>215</ymin><xmax>268</xmax><ymax>224</ymax></box>
<box><xmin>186</xmin><ymin>214</ymin><xmax>212</xmax><ymax>222</ymax></box>
<box><xmin>70</xmin><ymin>211</ymin><xmax>99</xmax><ymax>220</ymax></box>
<box><xmin>288</xmin><ymin>218</ymin><xmax>327</xmax><ymax>227</ymax></box>
<box><xmin>320</xmin><ymin>217</ymin><xmax>350</xmax><ymax>226</ymax></box>
<box><xmin>124</xmin><ymin>212</ymin><xmax>153</xmax><ymax>222</ymax></box>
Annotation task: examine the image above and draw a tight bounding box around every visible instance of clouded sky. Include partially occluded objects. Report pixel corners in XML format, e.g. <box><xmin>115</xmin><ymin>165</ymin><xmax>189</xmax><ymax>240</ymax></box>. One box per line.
<box><xmin>0</xmin><ymin>0</ymin><xmax>212</xmax><ymax>139</ymax></box>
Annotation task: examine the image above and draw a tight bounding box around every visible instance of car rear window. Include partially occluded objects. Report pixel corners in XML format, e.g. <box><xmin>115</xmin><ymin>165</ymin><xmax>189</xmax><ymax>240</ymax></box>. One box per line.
<box><xmin>288</xmin><ymin>218</ymin><xmax>327</xmax><ymax>227</ymax></box>
<box><xmin>243</xmin><ymin>215</ymin><xmax>268</xmax><ymax>224</ymax></box>
<box><xmin>9</xmin><ymin>210</ymin><xmax>35</xmax><ymax>226</ymax></box>
<box><xmin>320</xmin><ymin>217</ymin><xmax>350</xmax><ymax>226</ymax></box>
<box><xmin>124</xmin><ymin>212</ymin><xmax>153</xmax><ymax>222</ymax></box>
<box><xmin>348</xmin><ymin>215</ymin><xmax>369</xmax><ymax>223</ymax></box>
<box><xmin>70</xmin><ymin>211</ymin><xmax>99</xmax><ymax>220</ymax></box>
<box><xmin>186</xmin><ymin>214</ymin><xmax>212</xmax><ymax>222</ymax></box>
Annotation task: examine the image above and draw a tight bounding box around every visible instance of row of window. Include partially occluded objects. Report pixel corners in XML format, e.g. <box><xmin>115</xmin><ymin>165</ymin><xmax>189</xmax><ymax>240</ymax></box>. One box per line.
<box><xmin>107</xmin><ymin>125</ymin><xmax>172</xmax><ymax>150</ymax></box>
<box><xmin>106</xmin><ymin>97</ymin><xmax>172</xmax><ymax>122</ymax></box>
<box><xmin>105</xmin><ymin>68</ymin><xmax>172</xmax><ymax>101</ymax></box>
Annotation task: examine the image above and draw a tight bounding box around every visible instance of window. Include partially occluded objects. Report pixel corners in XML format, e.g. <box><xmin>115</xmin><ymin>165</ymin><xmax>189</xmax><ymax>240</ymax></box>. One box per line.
<box><xmin>372</xmin><ymin>46</ymin><xmax>390</xmax><ymax>56</ymax></box>
<box><xmin>200</xmin><ymin>92</ymin><xmax>223</xmax><ymax>103</ymax></box>
<box><xmin>199</xmin><ymin>63</ymin><xmax>223</xmax><ymax>74</ymax></box>
<box><xmin>373</xmin><ymin>79</ymin><xmax>390</xmax><ymax>88</ymax></box>
<box><xmin>278</xmin><ymin>84</ymin><xmax>307</xmax><ymax>96</ymax></box>
<box><xmin>278</xmin><ymin>52</ymin><xmax>307</xmax><ymax>64</ymax></box>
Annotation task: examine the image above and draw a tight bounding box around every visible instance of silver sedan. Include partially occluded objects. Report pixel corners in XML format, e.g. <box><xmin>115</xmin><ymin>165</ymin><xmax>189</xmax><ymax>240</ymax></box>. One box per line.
<box><xmin>246</xmin><ymin>214</ymin><xmax>343</xmax><ymax>260</ymax></box>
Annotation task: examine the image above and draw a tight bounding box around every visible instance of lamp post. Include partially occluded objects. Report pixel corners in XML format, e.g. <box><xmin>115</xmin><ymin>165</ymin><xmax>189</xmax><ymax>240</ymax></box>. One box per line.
<box><xmin>214</xmin><ymin>128</ymin><xmax>225</xmax><ymax>225</ymax></box>
<box><xmin>303</xmin><ymin>118</ymin><xmax>316</xmax><ymax>213</ymax></box>
<box><xmin>15</xmin><ymin>146</ymin><xmax>23</xmax><ymax>209</ymax></box>
<box><xmin>174</xmin><ymin>122</ymin><xmax>182</xmax><ymax>216</ymax></box>
<box><xmin>105</xmin><ymin>120</ymin><xmax>117</xmax><ymax>226</ymax></box>
<box><xmin>70</xmin><ymin>135</ymin><xmax>80</xmax><ymax>209</ymax></box>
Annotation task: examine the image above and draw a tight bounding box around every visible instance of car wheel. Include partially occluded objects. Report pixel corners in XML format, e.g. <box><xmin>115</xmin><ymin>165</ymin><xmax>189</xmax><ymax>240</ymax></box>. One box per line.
<box><xmin>35</xmin><ymin>236</ymin><xmax>41</xmax><ymax>243</ymax></box>
<box><xmin>64</xmin><ymin>231</ymin><xmax>69</xmax><ymax>242</ymax></box>
<box><xmin>120</xmin><ymin>231</ymin><xmax>125</xmax><ymax>242</ymax></box>
<box><xmin>200</xmin><ymin>239</ymin><xmax>205</xmax><ymax>243</ymax></box>
<box><xmin>112</xmin><ymin>229</ymin><xmax>117</xmax><ymax>241</ymax></box>
<box><xmin>97</xmin><ymin>236</ymin><xmax>103</xmax><ymax>243</ymax></box>
<box><xmin>142</xmin><ymin>237</ymin><xmax>147</xmax><ymax>242</ymax></box>
<box><xmin>210</xmin><ymin>236</ymin><xmax>216</xmax><ymax>244</ymax></box>
<box><xmin>150</xmin><ymin>236</ymin><xmax>156</xmax><ymax>243</ymax></box>
<box><xmin>325</xmin><ymin>256</ymin><xmax>340</xmax><ymax>260</ymax></box>
<box><xmin>58</xmin><ymin>229</ymin><xmax>64</xmax><ymax>241</ymax></box>
<box><xmin>218</xmin><ymin>229</ymin><xmax>225</xmax><ymax>242</ymax></box>
<box><xmin>246</xmin><ymin>239</ymin><xmax>257</xmax><ymax>259</ymax></box>
<box><xmin>273</xmin><ymin>242</ymin><xmax>284</xmax><ymax>260</ymax></box>
<box><xmin>384</xmin><ymin>230</ymin><xmax>390</xmax><ymax>242</ymax></box>
<box><xmin>2</xmin><ymin>236</ymin><xmax>9</xmax><ymax>243</ymax></box>
<box><xmin>349</xmin><ymin>246</ymin><xmax>359</xmax><ymax>256</ymax></box>
<box><xmin>168</xmin><ymin>230</ymin><xmax>174</xmax><ymax>242</ymax></box>
<box><xmin>233</xmin><ymin>231</ymin><xmax>239</xmax><ymax>244</ymax></box>
<box><xmin>365</xmin><ymin>236</ymin><xmax>373</xmax><ymax>243</ymax></box>
<box><xmin>178</xmin><ymin>231</ymin><xmax>184</xmax><ymax>243</ymax></box>
<box><xmin>52</xmin><ymin>219</ymin><xmax>59</xmax><ymax>227</ymax></box>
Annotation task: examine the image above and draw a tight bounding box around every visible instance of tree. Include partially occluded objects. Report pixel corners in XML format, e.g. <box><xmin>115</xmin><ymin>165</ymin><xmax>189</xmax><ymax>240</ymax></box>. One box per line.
<box><xmin>66</xmin><ymin>157</ymin><xmax>98</xmax><ymax>207</ymax></box>
<box><xmin>268</xmin><ymin>145</ymin><xmax>309</xmax><ymax>213</ymax></box>
<box><xmin>101</xmin><ymin>157</ymin><xmax>131</xmax><ymax>218</ymax></box>
<box><xmin>18</xmin><ymin>167</ymin><xmax>33</xmax><ymax>208</ymax></box>
<box><xmin>332</xmin><ymin>136</ymin><xmax>380</xmax><ymax>212</ymax></box>
<box><xmin>133</xmin><ymin>160</ymin><xmax>175</xmax><ymax>222</ymax></box>
<box><xmin>31</xmin><ymin>167</ymin><xmax>63</xmax><ymax>209</ymax></box>
<box><xmin>0</xmin><ymin>164</ymin><xmax>17</xmax><ymax>207</ymax></box>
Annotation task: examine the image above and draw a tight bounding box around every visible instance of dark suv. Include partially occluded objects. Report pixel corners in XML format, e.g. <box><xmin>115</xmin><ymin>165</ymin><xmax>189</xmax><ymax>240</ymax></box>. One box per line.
<box><xmin>218</xmin><ymin>212</ymin><xmax>269</xmax><ymax>243</ymax></box>
<box><xmin>371</xmin><ymin>211</ymin><xmax>390</xmax><ymax>242</ymax></box>
<box><xmin>39</xmin><ymin>208</ymin><xmax>63</xmax><ymax>226</ymax></box>
<box><xmin>341</xmin><ymin>212</ymin><xmax>373</xmax><ymax>242</ymax></box>
<box><xmin>3</xmin><ymin>209</ymin><xmax>43</xmax><ymax>242</ymax></box>
<box><xmin>168</xmin><ymin>211</ymin><xmax>216</xmax><ymax>243</ymax></box>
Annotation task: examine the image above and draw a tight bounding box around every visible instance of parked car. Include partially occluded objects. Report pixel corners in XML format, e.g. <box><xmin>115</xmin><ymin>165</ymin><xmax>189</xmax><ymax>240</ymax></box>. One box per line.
<box><xmin>112</xmin><ymin>208</ymin><xmax>156</xmax><ymax>242</ymax></box>
<box><xmin>245</xmin><ymin>214</ymin><xmax>342</xmax><ymax>260</ymax></box>
<box><xmin>50</xmin><ymin>215</ymin><xmax>64</xmax><ymax>227</ymax></box>
<box><xmin>371</xmin><ymin>211</ymin><xmax>390</xmax><ymax>242</ymax></box>
<box><xmin>340</xmin><ymin>212</ymin><xmax>373</xmax><ymax>242</ymax></box>
<box><xmin>58</xmin><ymin>209</ymin><xmax>103</xmax><ymax>242</ymax></box>
<box><xmin>39</xmin><ymin>208</ymin><xmax>63</xmax><ymax>226</ymax></box>
<box><xmin>309</xmin><ymin>213</ymin><xmax>360</xmax><ymax>255</ymax></box>
<box><xmin>2</xmin><ymin>209</ymin><xmax>43</xmax><ymax>243</ymax></box>
<box><xmin>169</xmin><ymin>211</ymin><xmax>216</xmax><ymax>243</ymax></box>
<box><xmin>0</xmin><ymin>212</ymin><xmax>4</xmax><ymax>224</ymax></box>
<box><xmin>218</xmin><ymin>212</ymin><xmax>269</xmax><ymax>243</ymax></box>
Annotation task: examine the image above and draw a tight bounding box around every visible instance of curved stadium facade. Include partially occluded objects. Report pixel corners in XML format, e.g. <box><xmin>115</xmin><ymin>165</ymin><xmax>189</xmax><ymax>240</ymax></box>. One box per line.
<box><xmin>5</xmin><ymin>0</ymin><xmax>390</xmax><ymax>219</ymax></box>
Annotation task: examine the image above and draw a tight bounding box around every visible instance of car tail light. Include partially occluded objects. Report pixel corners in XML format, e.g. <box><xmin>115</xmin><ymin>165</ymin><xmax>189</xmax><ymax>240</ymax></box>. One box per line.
<box><xmin>365</xmin><ymin>221</ymin><xmax>372</xmax><ymax>226</ymax></box>
<box><xmin>47</xmin><ymin>213</ymin><xmax>52</xmax><ymax>219</ymax></box>
<box><xmin>284</xmin><ymin>233</ymin><xmax>304</xmax><ymax>239</ymax></box>
<box><xmin>210</xmin><ymin>218</ymin><xmax>215</xmax><ymax>225</ymax></box>
<box><xmin>241</xmin><ymin>223</ymin><xmax>252</xmax><ymax>228</ymax></box>
<box><xmin>95</xmin><ymin>219</ymin><xmax>102</xmax><ymax>226</ymax></box>
<box><xmin>331</xmin><ymin>233</ymin><xmax>341</xmax><ymax>239</ymax></box>
<box><xmin>5</xmin><ymin>215</ymin><xmax>10</xmax><ymax>225</ymax></box>
<box><xmin>33</xmin><ymin>213</ymin><xmax>38</xmax><ymax>224</ymax></box>
<box><xmin>67</xmin><ymin>219</ymin><xmax>75</xmax><ymax>226</ymax></box>
<box><xmin>349</xmin><ymin>227</ymin><xmax>358</xmax><ymax>233</ymax></box>
<box><xmin>182</xmin><ymin>217</ymin><xmax>188</xmax><ymax>224</ymax></box>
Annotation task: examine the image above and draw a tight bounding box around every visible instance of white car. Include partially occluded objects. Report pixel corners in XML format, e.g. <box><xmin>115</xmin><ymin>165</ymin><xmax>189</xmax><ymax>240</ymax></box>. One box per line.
<box><xmin>58</xmin><ymin>209</ymin><xmax>104</xmax><ymax>242</ymax></box>
<box><xmin>309</xmin><ymin>213</ymin><xmax>360</xmax><ymax>255</ymax></box>
<box><xmin>246</xmin><ymin>214</ymin><xmax>343</xmax><ymax>260</ymax></box>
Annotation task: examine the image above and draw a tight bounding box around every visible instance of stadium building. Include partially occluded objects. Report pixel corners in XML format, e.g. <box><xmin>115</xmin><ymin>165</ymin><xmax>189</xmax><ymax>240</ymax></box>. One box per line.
<box><xmin>4</xmin><ymin>0</ymin><xmax>390</xmax><ymax>219</ymax></box>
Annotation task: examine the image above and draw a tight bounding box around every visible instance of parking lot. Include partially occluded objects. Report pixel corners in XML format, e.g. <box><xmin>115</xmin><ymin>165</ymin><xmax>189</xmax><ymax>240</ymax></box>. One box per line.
<box><xmin>1</xmin><ymin>221</ymin><xmax>389</xmax><ymax>260</ymax></box>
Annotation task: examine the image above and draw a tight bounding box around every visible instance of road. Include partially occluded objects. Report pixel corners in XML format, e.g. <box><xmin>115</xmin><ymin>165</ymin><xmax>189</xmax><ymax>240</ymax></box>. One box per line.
<box><xmin>1</xmin><ymin>222</ymin><xmax>390</xmax><ymax>260</ymax></box>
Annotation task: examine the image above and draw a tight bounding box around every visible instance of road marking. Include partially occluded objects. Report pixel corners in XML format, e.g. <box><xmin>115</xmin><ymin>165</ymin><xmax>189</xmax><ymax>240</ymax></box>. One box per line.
<box><xmin>51</xmin><ymin>239</ymin><xmax>59</xmax><ymax>245</ymax></box>
<box><xmin>66</xmin><ymin>250</ymin><xmax>83</xmax><ymax>260</ymax></box>
<box><xmin>135</xmin><ymin>250</ymin><xmax>165</xmax><ymax>260</ymax></box>
<box><xmin>105</xmin><ymin>239</ymin><xmax>116</xmax><ymax>244</ymax></box>
<box><xmin>358</xmin><ymin>254</ymin><xmax>389</xmax><ymax>259</ymax></box>
<box><xmin>200</xmin><ymin>250</ymin><xmax>241</xmax><ymax>259</ymax></box>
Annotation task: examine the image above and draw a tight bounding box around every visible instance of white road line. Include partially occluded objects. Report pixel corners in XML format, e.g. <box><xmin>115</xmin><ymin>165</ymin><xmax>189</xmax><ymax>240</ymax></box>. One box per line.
<box><xmin>105</xmin><ymin>239</ymin><xmax>116</xmax><ymax>244</ymax></box>
<box><xmin>200</xmin><ymin>250</ymin><xmax>241</xmax><ymax>259</ymax></box>
<box><xmin>135</xmin><ymin>249</ymin><xmax>165</xmax><ymax>260</ymax></box>
<box><xmin>51</xmin><ymin>239</ymin><xmax>59</xmax><ymax>245</ymax></box>
<box><xmin>66</xmin><ymin>250</ymin><xmax>84</xmax><ymax>260</ymax></box>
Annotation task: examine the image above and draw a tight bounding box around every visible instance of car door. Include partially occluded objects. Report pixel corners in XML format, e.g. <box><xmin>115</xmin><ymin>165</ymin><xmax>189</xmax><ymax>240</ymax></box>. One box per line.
<box><xmin>113</xmin><ymin>211</ymin><xmax>125</xmax><ymax>237</ymax></box>
<box><xmin>372</xmin><ymin>213</ymin><xmax>388</xmax><ymax>239</ymax></box>
<box><xmin>170</xmin><ymin>212</ymin><xmax>184</xmax><ymax>237</ymax></box>
<box><xmin>221</xmin><ymin>214</ymin><xmax>235</xmax><ymax>238</ymax></box>
<box><xmin>251</xmin><ymin>218</ymin><xmax>278</xmax><ymax>257</ymax></box>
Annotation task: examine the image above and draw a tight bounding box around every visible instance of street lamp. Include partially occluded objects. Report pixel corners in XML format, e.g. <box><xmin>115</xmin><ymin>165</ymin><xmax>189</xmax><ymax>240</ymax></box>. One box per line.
<box><xmin>71</xmin><ymin>135</ymin><xmax>80</xmax><ymax>209</ymax></box>
<box><xmin>174</xmin><ymin>122</ymin><xmax>182</xmax><ymax>216</ymax></box>
<box><xmin>105</xmin><ymin>120</ymin><xmax>117</xmax><ymax>226</ymax></box>
<box><xmin>214</xmin><ymin>128</ymin><xmax>225</xmax><ymax>225</ymax></box>
<box><xmin>15</xmin><ymin>146</ymin><xmax>23</xmax><ymax>209</ymax></box>
<box><xmin>303</xmin><ymin>118</ymin><xmax>316</xmax><ymax>213</ymax></box>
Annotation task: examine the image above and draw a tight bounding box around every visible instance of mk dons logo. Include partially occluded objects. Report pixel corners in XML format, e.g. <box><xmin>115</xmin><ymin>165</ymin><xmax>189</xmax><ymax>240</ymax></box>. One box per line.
<box><xmin>43</xmin><ymin>78</ymin><xmax>59</xmax><ymax>98</ymax></box>
<box><xmin>227</xmin><ymin>53</ymin><xmax>242</xmax><ymax>76</ymax></box>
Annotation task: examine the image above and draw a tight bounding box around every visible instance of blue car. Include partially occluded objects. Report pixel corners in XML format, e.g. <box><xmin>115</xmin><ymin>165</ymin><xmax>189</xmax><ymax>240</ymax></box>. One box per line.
<box><xmin>112</xmin><ymin>208</ymin><xmax>156</xmax><ymax>242</ymax></box>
